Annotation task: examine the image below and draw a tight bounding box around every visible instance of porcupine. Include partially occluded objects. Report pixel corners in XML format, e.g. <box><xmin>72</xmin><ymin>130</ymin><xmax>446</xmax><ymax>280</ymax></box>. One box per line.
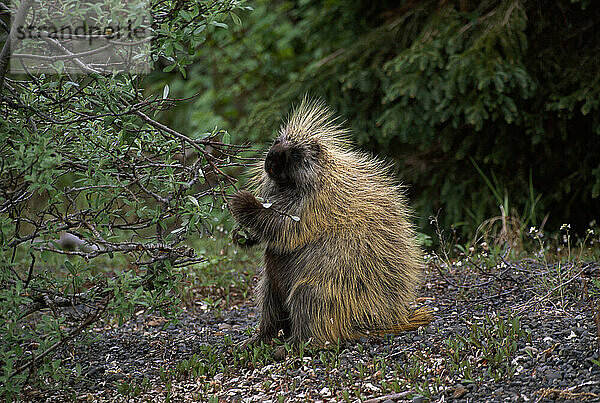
<box><xmin>229</xmin><ymin>98</ymin><xmax>432</xmax><ymax>354</ymax></box>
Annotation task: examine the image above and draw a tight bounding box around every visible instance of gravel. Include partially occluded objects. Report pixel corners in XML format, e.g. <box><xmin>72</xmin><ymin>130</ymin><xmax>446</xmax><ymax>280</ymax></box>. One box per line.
<box><xmin>21</xmin><ymin>260</ymin><xmax>600</xmax><ymax>402</ymax></box>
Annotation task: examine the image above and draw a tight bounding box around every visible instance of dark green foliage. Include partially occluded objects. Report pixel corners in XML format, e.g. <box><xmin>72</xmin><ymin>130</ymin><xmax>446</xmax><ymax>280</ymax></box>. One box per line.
<box><xmin>174</xmin><ymin>0</ymin><xmax>600</xmax><ymax>237</ymax></box>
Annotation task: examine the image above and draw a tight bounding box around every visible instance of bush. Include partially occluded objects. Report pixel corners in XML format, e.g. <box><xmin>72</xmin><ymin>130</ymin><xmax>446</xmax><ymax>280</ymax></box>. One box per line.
<box><xmin>0</xmin><ymin>0</ymin><xmax>247</xmax><ymax>397</ymax></box>
<box><xmin>179</xmin><ymin>0</ymin><xmax>600</xmax><ymax>237</ymax></box>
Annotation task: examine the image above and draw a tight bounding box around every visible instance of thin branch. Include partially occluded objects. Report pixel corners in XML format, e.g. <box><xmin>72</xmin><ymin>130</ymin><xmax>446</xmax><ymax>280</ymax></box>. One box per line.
<box><xmin>12</xmin><ymin>44</ymin><xmax>113</xmax><ymax>61</ymax></box>
<box><xmin>42</xmin><ymin>37</ymin><xmax>103</xmax><ymax>74</ymax></box>
<box><xmin>11</xmin><ymin>300</ymin><xmax>108</xmax><ymax>379</ymax></box>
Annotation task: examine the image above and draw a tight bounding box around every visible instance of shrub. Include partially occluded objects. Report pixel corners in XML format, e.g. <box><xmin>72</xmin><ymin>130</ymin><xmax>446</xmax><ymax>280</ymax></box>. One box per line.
<box><xmin>0</xmin><ymin>0</ymin><xmax>247</xmax><ymax>397</ymax></box>
<box><xmin>182</xmin><ymin>0</ymin><xmax>600</xmax><ymax>237</ymax></box>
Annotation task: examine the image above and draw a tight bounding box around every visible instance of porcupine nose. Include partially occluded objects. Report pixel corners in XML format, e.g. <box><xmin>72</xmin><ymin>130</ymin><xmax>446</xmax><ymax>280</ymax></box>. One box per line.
<box><xmin>265</xmin><ymin>143</ymin><xmax>288</xmax><ymax>181</ymax></box>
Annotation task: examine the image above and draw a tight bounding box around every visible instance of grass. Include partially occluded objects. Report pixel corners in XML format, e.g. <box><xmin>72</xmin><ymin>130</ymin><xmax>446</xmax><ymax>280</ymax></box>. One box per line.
<box><xmin>17</xmin><ymin>213</ymin><xmax>600</xmax><ymax>401</ymax></box>
<box><xmin>445</xmin><ymin>314</ymin><xmax>531</xmax><ymax>382</ymax></box>
<box><xmin>116</xmin><ymin>377</ymin><xmax>151</xmax><ymax>399</ymax></box>
<box><xmin>178</xmin><ymin>236</ymin><xmax>261</xmax><ymax>312</ymax></box>
<box><xmin>143</xmin><ymin>218</ymin><xmax>600</xmax><ymax>401</ymax></box>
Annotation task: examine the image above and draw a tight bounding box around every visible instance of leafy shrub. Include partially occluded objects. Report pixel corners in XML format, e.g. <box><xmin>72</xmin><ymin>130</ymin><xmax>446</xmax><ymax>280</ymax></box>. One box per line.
<box><xmin>177</xmin><ymin>0</ymin><xmax>600</xmax><ymax>237</ymax></box>
<box><xmin>0</xmin><ymin>0</ymin><xmax>247</xmax><ymax>398</ymax></box>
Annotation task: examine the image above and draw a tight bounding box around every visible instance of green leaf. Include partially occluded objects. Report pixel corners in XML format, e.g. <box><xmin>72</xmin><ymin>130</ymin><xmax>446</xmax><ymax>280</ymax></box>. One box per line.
<box><xmin>230</xmin><ymin>12</ymin><xmax>242</xmax><ymax>26</ymax></box>
<box><xmin>64</xmin><ymin>260</ymin><xmax>76</xmax><ymax>275</ymax></box>
<box><xmin>188</xmin><ymin>195</ymin><xmax>200</xmax><ymax>208</ymax></box>
<box><xmin>210</xmin><ymin>21</ymin><xmax>228</xmax><ymax>29</ymax></box>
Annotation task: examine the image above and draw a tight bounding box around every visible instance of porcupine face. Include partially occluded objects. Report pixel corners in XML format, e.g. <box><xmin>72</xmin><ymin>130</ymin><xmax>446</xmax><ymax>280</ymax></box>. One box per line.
<box><xmin>264</xmin><ymin>135</ymin><xmax>321</xmax><ymax>187</ymax></box>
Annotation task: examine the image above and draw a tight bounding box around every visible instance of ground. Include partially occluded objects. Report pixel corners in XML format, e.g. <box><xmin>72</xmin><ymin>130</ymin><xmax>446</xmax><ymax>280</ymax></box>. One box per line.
<box><xmin>22</xmin><ymin>255</ymin><xmax>600</xmax><ymax>402</ymax></box>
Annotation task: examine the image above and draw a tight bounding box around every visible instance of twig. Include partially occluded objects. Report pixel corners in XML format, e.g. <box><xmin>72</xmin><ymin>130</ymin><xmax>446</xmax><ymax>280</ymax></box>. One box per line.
<box><xmin>133</xmin><ymin>108</ymin><xmax>238</xmax><ymax>188</ymax></box>
<box><xmin>42</xmin><ymin>37</ymin><xmax>103</xmax><ymax>74</ymax></box>
<box><xmin>12</xmin><ymin>44</ymin><xmax>113</xmax><ymax>62</ymax></box>
<box><xmin>515</xmin><ymin>269</ymin><xmax>584</xmax><ymax>314</ymax></box>
<box><xmin>24</xmin><ymin>252</ymin><xmax>35</xmax><ymax>288</ymax></box>
<box><xmin>364</xmin><ymin>391</ymin><xmax>414</xmax><ymax>403</ymax></box>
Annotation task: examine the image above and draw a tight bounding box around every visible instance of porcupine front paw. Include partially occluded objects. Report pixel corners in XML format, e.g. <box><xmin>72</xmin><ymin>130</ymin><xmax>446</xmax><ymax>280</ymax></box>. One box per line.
<box><xmin>229</xmin><ymin>190</ymin><xmax>262</xmax><ymax>222</ymax></box>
